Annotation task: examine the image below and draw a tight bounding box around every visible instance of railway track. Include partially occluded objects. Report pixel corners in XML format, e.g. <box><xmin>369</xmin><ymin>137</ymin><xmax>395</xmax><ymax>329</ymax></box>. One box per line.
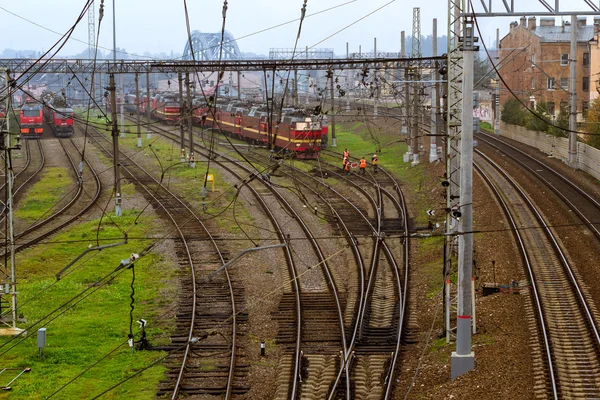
<box><xmin>125</xmin><ymin>114</ymin><xmax>409</xmax><ymax>398</ymax></box>
<box><xmin>0</xmin><ymin>134</ymin><xmax>101</xmax><ymax>257</ymax></box>
<box><xmin>476</xmin><ymin>131</ymin><xmax>600</xmax><ymax>239</ymax></box>
<box><xmin>83</xmin><ymin>125</ymin><xmax>247</xmax><ymax>399</ymax></box>
<box><xmin>475</xmin><ymin>149</ymin><xmax>600</xmax><ymax>398</ymax></box>
<box><xmin>0</xmin><ymin>139</ymin><xmax>44</xmax><ymax>215</ymax></box>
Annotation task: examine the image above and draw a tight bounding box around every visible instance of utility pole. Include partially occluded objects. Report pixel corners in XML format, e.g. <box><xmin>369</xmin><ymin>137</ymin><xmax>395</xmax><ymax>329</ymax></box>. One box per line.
<box><xmin>109</xmin><ymin>74</ymin><xmax>122</xmax><ymax>217</ymax></box>
<box><xmin>1</xmin><ymin>70</ymin><xmax>23</xmax><ymax>333</ymax></box>
<box><xmin>186</xmin><ymin>73</ymin><xmax>193</xmax><ymax>157</ymax></box>
<box><xmin>237</xmin><ymin>70</ymin><xmax>241</xmax><ymax>100</ymax></box>
<box><xmin>346</xmin><ymin>42</ymin><xmax>350</xmax><ymax>113</ymax></box>
<box><xmin>329</xmin><ymin>69</ymin><xmax>337</xmax><ymax>147</ymax></box>
<box><xmin>568</xmin><ymin>14</ymin><xmax>578</xmax><ymax>168</ymax></box>
<box><xmin>305</xmin><ymin>46</ymin><xmax>310</xmax><ymax>104</ymax></box>
<box><xmin>430</xmin><ymin>18</ymin><xmax>439</xmax><ymax>163</ymax></box>
<box><xmin>401</xmin><ymin>31</ymin><xmax>408</xmax><ymax>136</ymax></box>
<box><xmin>450</xmin><ymin>15</ymin><xmax>476</xmax><ymax>380</ymax></box>
<box><xmin>293</xmin><ymin>68</ymin><xmax>299</xmax><ymax>107</ymax></box>
<box><xmin>178</xmin><ymin>72</ymin><xmax>185</xmax><ymax>149</ymax></box>
<box><xmin>373</xmin><ymin>37</ymin><xmax>378</xmax><ymax>119</ymax></box>
<box><xmin>135</xmin><ymin>73</ymin><xmax>141</xmax><ymax>148</ymax></box>
<box><xmin>494</xmin><ymin>28</ymin><xmax>500</xmax><ymax>135</ymax></box>
<box><xmin>146</xmin><ymin>72</ymin><xmax>151</xmax><ymax>138</ymax></box>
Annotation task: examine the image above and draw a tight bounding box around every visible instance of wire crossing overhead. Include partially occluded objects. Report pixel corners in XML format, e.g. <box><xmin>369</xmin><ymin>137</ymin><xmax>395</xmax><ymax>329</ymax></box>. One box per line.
<box><xmin>0</xmin><ymin>57</ymin><xmax>444</xmax><ymax>74</ymax></box>
<box><xmin>466</xmin><ymin>0</ymin><xmax>600</xmax><ymax>16</ymax></box>
<box><xmin>182</xmin><ymin>30</ymin><xmax>241</xmax><ymax>61</ymax></box>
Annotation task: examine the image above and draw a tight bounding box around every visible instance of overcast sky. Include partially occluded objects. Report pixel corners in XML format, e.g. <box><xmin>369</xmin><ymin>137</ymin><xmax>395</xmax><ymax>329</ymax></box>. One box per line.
<box><xmin>0</xmin><ymin>0</ymin><xmax>597</xmax><ymax>58</ymax></box>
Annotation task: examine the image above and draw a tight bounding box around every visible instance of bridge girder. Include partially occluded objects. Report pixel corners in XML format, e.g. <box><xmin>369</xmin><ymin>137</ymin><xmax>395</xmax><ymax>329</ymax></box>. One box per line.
<box><xmin>182</xmin><ymin>30</ymin><xmax>241</xmax><ymax>61</ymax></box>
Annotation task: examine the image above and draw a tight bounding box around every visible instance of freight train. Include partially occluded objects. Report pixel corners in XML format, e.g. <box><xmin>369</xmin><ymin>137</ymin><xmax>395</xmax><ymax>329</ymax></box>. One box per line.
<box><xmin>19</xmin><ymin>102</ymin><xmax>44</xmax><ymax>138</ymax></box>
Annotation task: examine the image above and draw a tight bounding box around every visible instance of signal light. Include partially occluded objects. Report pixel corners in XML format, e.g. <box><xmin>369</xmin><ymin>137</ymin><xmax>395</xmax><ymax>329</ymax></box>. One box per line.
<box><xmin>20</xmin><ymin>128</ymin><xmax>28</xmax><ymax>134</ymax></box>
<box><xmin>35</xmin><ymin>128</ymin><xmax>43</xmax><ymax>133</ymax></box>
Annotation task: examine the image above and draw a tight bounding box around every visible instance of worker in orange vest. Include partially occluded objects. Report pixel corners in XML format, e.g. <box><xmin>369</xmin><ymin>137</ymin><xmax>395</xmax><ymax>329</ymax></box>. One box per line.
<box><xmin>343</xmin><ymin>149</ymin><xmax>349</xmax><ymax>159</ymax></box>
<box><xmin>344</xmin><ymin>160</ymin><xmax>351</xmax><ymax>175</ymax></box>
<box><xmin>359</xmin><ymin>157</ymin><xmax>367</xmax><ymax>175</ymax></box>
<box><xmin>342</xmin><ymin>156</ymin><xmax>348</xmax><ymax>171</ymax></box>
<box><xmin>371</xmin><ymin>154</ymin><xmax>379</xmax><ymax>173</ymax></box>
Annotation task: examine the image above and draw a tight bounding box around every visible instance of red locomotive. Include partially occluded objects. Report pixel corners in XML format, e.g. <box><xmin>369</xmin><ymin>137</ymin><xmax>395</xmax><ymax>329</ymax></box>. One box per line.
<box><xmin>152</xmin><ymin>93</ymin><xmax>180</xmax><ymax>124</ymax></box>
<box><xmin>44</xmin><ymin>106</ymin><xmax>74</xmax><ymax>138</ymax></box>
<box><xmin>193</xmin><ymin>102</ymin><xmax>323</xmax><ymax>159</ymax></box>
<box><xmin>19</xmin><ymin>101</ymin><xmax>44</xmax><ymax>138</ymax></box>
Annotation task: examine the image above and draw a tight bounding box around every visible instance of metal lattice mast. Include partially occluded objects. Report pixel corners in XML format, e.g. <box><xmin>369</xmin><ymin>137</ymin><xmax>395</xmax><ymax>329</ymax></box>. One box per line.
<box><xmin>88</xmin><ymin>1</ymin><xmax>95</xmax><ymax>59</ymax></box>
<box><xmin>411</xmin><ymin>8</ymin><xmax>421</xmax><ymax>165</ymax></box>
<box><xmin>444</xmin><ymin>0</ymin><xmax>464</xmax><ymax>344</ymax></box>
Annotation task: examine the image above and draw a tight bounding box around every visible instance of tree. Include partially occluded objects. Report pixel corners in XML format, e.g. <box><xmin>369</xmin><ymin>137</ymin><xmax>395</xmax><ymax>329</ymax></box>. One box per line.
<box><xmin>501</xmin><ymin>98</ymin><xmax>527</xmax><ymax>126</ymax></box>
<box><xmin>548</xmin><ymin>107</ymin><xmax>569</xmax><ymax>138</ymax></box>
<box><xmin>525</xmin><ymin>101</ymin><xmax>550</xmax><ymax>132</ymax></box>
<box><xmin>584</xmin><ymin>98</ymin><xmax>600</xmax><ymax>149</ymax></box>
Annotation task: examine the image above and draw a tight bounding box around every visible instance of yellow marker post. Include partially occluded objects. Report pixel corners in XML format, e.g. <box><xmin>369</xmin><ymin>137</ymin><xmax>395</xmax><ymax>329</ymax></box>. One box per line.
<box><xmin>206</xmin><ymin>174</ymin><xmax>215</xmax><ymax>192</ymax></box>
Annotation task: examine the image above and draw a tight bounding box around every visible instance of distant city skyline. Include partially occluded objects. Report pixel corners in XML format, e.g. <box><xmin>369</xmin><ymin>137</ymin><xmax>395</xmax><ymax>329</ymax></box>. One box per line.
<box><xmin>0</xmin><ymin>0</ymin><xmax>596</xmax><ymax>60</ymax></box>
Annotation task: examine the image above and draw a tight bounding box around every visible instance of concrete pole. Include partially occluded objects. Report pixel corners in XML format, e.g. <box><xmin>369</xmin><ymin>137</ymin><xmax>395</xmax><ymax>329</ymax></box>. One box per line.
<box><xmin>374</xmin><ymin>37</ymin><xmax>378</xmax><ymax>119</ymax></box>
<box><xmin>119</xmin><ymin>74</ymin><xmax>124</xmax><ymax>138</ymax></box>
<box><xmin>4</xmin><ymin>71</ymin><xmax>18</xmax><ymax>330</ymax></box>
<box><xmin>568</xmin><ymin>15</ymin><xmax>578</xmax><ymax>169</ymax></box>
<box><xmin>411</xmin><ymin>68</ymin><xmax>419</xmax><ymax>165</ymax></box>
<box><xmin>430</xmin><ymin>18</ymin><xmax>438</xmax><ymax>163</ymax></box>
<box><xmin>346</xmin><ymin>42</ymin><xmax>351</xmax><ymax>113</ymax></box>
<box><xmin>186</xmin><ymin>72</ymin><xmax>193</xmax><ymax>156</ymax></box>
<box><xmin>135</xmin><ymin>73</ymin><xmax>141</xmax><ymax>148</ymax></box>
<box><xmin>330</xmin><ymin>72</ymin><xmax>337</xmax><ymax>147</ymax></box>
<box><xmin>229</xmin><ymin>71</ymin><xmax>233</xmax><ymax>99</ymax></box>
<box><xmin>178</xmin><ymin>72</ymin><xmax>185</xmax><ymax>150</ymax></box>
<box><xmin>451</xmin><ymin>17</ymin><xmax>475</xmax><ymax>379</ymax></box>
<box><xmin>294</xmin><ymin>69</ymin><xmax>299</xmax><ymax>107</ymax></box>
<box><xmin>146</xmin><ymin>72</ymin><xmax>151</xmax><ymax>138</ymax></box>
<box><xmin>494</xmin><ymin>28</ymin><xmax>500</xmax><ymax>135</ymax></box>
<box><xmin>109</xmin><ymin>74</ymin><xmax>122</xmax><ymax>217</ymax></box>
<box><xmin>305</xmin><ymin>46</ymin><xmax>310</xmax><ymax>104</ymax></box>
<box><xmin>237</xmin><ymin>70</ymin><xmax>241</xmax><ymax>100</ymax></box>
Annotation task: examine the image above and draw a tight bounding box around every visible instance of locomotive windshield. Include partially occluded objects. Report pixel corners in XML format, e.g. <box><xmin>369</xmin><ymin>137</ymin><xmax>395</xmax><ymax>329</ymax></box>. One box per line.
<box><xmin>23</xmin><ymin>109</ymin><xmax>40</xmax><ymax>117</ymax></box>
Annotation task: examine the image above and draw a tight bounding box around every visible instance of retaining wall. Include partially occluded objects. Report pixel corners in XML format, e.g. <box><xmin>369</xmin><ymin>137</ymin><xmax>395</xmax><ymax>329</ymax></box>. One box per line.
<box><xmin>499</xmin><ymin>122</ymin><xmax>600</xmax><ymax>182</ymax></box>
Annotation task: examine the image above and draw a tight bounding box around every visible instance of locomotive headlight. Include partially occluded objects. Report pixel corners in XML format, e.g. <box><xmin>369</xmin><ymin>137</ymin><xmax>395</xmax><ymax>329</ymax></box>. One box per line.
<box><xmin>296</xmin><ymin>143</ymin><xmax>301</xmax><ymax>147</ymax></box>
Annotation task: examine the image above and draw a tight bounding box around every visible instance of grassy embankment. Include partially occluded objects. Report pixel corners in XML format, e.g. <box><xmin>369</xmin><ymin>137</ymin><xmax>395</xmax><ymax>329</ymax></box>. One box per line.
<box><xmin>2</xmin><ymin>208</ymin><xmax>174</xmax><ymax>399</ymax></box>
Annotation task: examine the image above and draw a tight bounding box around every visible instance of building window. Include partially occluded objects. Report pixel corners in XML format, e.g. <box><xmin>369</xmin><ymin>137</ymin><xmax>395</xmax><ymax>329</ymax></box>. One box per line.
<box><xmin>583</xmin><ymin>52</ymin><xmax>590</xmax><ymax>67</ymax></box>
<box><xmin>560</xmin><ymin>77</ymin><xmax>568</xmax><ymax>90</ymax></box>
<box><xmin>531</xmin><ymin>77</ymin><xmax>535</xmax><ymax>89</ymax></box>
<box><xmin>560</xmin><ymin>101</ymin><xmax>568</xmax><ymax>112</ymax></box>
<box><xmin>547</xmin><ymin>77</ymin><xmax>555</xmax><ymax>89</ymax></box>
<box><xmin>583</xmin><ymin>101</ymin><xmax>589</xmax><ymax>118</ymax></box>
<box><xmin>561</xmin><ymin>53</ymin><xmax>569</xmax><ymax>66</ymax></box>
<box><xmin>547</xmin><ymin>102</ymin><xmax>555</xmax><ymax>115</ymax></box>
<box><xmin>583</xmin><ymin>77</ymin><xmax>590</xmax><ymax>92</ymax></box>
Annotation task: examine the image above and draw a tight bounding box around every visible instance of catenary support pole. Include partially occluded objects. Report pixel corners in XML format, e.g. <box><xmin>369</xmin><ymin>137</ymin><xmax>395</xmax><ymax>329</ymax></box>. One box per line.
<box><xmin>568</xmin><ymin>14</ymin><xmax>578</xmax><ymax>168</ymax></box>
<box><xmin>109</xmin><ymin>74</ymin><xmax>122</xmax><ymax>217</ymax></box>
<box><xmin>450</xmin><ymin>15</ymin><xmax>475</xmax><ymax>379</ymax></box>
<box><xmin>178</xmin><ymin>72</ymin><xmax>185</xmax><ymax>150</ymax></box>
<box><xmin>330</xmin><ymin>70</ymin><xmax>337</xmax><ymax>147</ymax></box>
<box><xmin>494</xmin><ymin>28</ymin><xmax>500</xmax><ymax>135</ymax></box>
<box><xmin>146</xmin><ymin>71</ymin><xmax>151</xmax><ymax>138</ymax></box>
<box><xmin>430</xmin><ymin>18</ymin><xmax>439</xmax><ymax>162</ymax></box>
<box><xmin>187</xmin><ymin>72</ymin><xmax>193</xmax><ymax>156</ymax></box>
<box><xmin>373</xmin><ymin>37</ymin><xmax>378</xmax><ymax>119</ymax></box>
<box><xmin>135</xmin><ymin>73</ymin><xmax>141</xmax><ymax>147</ymax></box>
<box><xmin>119</xmin><ymin>73</ymin><xmax>124</xmax><ymax>138</ymax></box>
<box><xmin>237</xmin><ymin>70</ymin><xmax>241</xmax><ymax>100</ymax></box>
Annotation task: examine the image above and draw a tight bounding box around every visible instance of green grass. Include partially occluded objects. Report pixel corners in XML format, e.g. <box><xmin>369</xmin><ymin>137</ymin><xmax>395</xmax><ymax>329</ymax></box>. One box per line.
<box><xmin>15</xmin><ymin>167</ymin><xmax>74</xmax><ymax>222</ymax></box>
<box><xmin>0</xmin><ymin>211</ymin><xmax>177</xmax><ymax>399</ymax></box>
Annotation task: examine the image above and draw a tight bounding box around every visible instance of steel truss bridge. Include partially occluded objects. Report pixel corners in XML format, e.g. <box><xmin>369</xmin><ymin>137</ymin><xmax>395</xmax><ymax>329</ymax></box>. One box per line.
<box><xmin>0</xmin><ymin>56</ymin><xmax>443</xmax><ymax>74</ymax></box>
<box><xmin>182</xmin><ymin>30</ymin><xmax>242</xmax><ymax>61</ymax></box>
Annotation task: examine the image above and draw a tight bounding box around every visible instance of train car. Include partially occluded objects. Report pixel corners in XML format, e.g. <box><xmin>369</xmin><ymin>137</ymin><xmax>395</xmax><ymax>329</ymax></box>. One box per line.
<box><xmin>152</xmin><ymin>93</ymin><xmax>180</xmax><ymax>124</ymax></box>
<box><xmin>20</xmin><ymin>102</ymin><xmax>44</xmax><ymax>138</ymax></box>
<box><xmin>197</xmin><ymin>102</ymin><xmax>322</xmax><ymax>159</ymax></box>
<box><xmin>320</xmin><ymin>115</ymin><xmax>329</xmax><ymax>148</ymax></box>
<box><xmin>44</xmin><ymin>106</ymin><xmax>74</xmax><ymax>138</ymax></box>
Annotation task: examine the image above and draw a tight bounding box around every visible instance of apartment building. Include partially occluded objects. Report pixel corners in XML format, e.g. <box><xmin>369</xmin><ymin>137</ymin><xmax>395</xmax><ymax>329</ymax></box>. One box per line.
<box><xmin>499</xmin><ymin>16</ymin><xmax>599</xmax><ymax>122</ymax></box>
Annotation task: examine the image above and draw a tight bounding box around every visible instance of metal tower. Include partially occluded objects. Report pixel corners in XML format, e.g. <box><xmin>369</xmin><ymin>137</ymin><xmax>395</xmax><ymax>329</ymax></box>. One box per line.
<box><xmin>444</xmin><ymin>0</ymin><xmax>464</xmax><ymax>345</ymax></box>
<box><xmin>88</xmin><ymin>1</ymin><xmax>95</xmax><ymax>59</ymax></box>
<box><xmin>410</xmin><ymin>7</ymin><xmax>421</xmax><ymax>165</ymax></box>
